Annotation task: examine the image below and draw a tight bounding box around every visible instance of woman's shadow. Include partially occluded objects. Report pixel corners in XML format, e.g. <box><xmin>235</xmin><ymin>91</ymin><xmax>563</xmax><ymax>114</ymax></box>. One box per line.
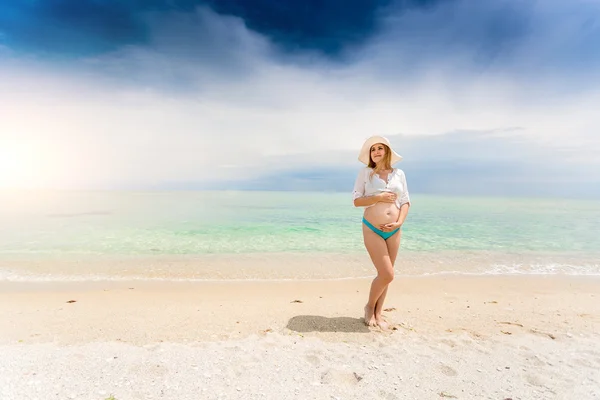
<box><xmin>286</xmin><ymin>315</ymin><xmax>370</xmax><ymax>333</ymax></box>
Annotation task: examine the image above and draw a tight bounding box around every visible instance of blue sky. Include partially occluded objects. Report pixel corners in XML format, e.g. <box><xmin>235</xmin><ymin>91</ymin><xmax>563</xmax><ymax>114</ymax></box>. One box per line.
<box><xmin>1</xmin><ymin>0</ymin><xmax>599</xmax><ymax>197</ymax></box>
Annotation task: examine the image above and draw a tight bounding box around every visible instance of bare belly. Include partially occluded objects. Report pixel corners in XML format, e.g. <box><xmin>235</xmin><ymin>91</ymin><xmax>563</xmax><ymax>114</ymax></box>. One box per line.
<box><xmin>363</xmin><ymin>202</ymin><xmax>400</xmax><ymax>226</ymax></box>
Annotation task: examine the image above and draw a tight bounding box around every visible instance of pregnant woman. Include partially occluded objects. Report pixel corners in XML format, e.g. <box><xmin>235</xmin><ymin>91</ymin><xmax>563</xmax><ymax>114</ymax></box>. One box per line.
<box><xmin>352</xmin><ymin>136</ymin><xmax>411</xmax><ymax>329</ymax></box>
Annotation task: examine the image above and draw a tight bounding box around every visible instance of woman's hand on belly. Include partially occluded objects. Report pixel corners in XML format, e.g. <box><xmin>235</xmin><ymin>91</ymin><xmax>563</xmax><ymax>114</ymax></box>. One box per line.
<box><xmin>378</xmin><ymin>191</ymin><xmax>397</xmax><ymax>204</ymax></box>
<box><xmin>379</xmin><ymin>221</ymin><xmax>402</xmax><ymax>232</ymax></box>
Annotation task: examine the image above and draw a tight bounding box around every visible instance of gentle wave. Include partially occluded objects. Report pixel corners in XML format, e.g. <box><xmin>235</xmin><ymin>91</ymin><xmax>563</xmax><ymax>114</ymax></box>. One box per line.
<box><xmin>2</xmin><ymin>263</ymin><xmax>599</xmax><ymax>283</ymax></box>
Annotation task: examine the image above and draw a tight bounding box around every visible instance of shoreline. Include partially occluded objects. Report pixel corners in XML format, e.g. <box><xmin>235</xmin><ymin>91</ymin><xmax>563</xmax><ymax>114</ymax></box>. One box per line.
<box><xmin>2</xmin><ymin>250</ymin><xmax>600</xmax><ymax>282</ymax></box>
<box><xmin>2</xmin><ymin>269</ymin><xmax>600</xmax><ymax>284</ymax></box>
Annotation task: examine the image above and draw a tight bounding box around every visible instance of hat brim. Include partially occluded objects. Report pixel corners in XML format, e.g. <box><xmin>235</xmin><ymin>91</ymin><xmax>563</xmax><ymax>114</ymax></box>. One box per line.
<box><xmin>358</xmin><ymin>136</ymin><xmax>403</xmax><ymax>165</ymax></box>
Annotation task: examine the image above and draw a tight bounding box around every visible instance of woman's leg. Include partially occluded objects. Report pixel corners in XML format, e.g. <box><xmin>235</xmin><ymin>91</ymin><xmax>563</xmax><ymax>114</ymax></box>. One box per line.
<box><xmin>362</xmin><ymin>224</ymin><xmax>395</xmax><ymax>327</ymax></box>
<box><xmin>374</xmin><ymin>229</ymin><xmax>401</xmax><ymax>329</ymax></box>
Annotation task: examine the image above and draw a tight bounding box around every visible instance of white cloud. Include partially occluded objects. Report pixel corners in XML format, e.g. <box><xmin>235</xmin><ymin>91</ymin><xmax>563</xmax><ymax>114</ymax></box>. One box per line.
<box><xmin>0</xmin><ymin>2</ymin><xmax>598</xmax><ymax>191</ymax></box>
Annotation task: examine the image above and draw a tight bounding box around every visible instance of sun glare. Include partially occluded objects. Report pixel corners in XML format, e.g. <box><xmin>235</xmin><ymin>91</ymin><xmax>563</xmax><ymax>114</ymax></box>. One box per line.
<box><xmin>0</xmin><ymin>144</ymin><xmax>41</xmax><ymax>189</ymax></box>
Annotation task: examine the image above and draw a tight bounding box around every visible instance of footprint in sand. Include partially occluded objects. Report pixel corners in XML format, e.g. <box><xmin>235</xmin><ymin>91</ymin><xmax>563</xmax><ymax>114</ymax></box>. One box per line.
<box><xmin>378</xmin><ymin>390</ymin><xmax>399</xmax><ymax>400</ymax></box>
<box><xmin>525</xmin><ymin>354</ymin><xmax>547</xmax><ymax>367</ymax></box>
<box><xmin>525</xmin><ymin>373</ymin><xmax>545</xmax><ymax>387</ymax></box>
<box><xmin>574</xmin><ymin>358</ymin><xmax>595</xmax><ymax>368</ymax></box>
<box><xmin>439</xmin><ymin>363</ymin><xmax>458</xmax><ymax>377</ymax></box>
<box><xmin>440</xmin><ymin>339</ymin><xmax>457</xmax><ymax>348</ymax></box>
<box><xmin>305</xmin><ymin>354</ymin><xmax>320</xmax><ymax>367</ymax></box>
<box><xmin>320</xmin><ymin>369</ymin><xmax>361</xmax><ymax>386</ymax></box>
<box><xmin>128</xmin><ymin>363</ymin><xmax>168</xmax><ymax>378</ymax></box>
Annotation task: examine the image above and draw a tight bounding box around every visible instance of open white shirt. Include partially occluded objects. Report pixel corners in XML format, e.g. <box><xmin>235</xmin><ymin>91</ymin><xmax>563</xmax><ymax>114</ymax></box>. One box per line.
<box><xmin>352</xmin><ymin>167</ymin><xmax>411</xmax><ymax>209</ymax></box>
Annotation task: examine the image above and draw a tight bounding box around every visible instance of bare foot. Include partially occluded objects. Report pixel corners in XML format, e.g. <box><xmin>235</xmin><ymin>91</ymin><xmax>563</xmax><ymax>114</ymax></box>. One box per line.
<box><xmin>364</xmin><ymin>305</ymin><xmax>377</xmax><ymax>327</ymax></box>
<box><xmin>375</xmin><ymin>316</ymin><xmax>389</xmax><ymax>331</ymax></box>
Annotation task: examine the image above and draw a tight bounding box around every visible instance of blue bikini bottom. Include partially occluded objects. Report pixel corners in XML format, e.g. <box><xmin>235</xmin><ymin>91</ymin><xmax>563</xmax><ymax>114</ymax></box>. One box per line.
<box><xmin>362</xmin><ymin>217</ymin><xmax>399</xmax><ymax>240</ymax></box>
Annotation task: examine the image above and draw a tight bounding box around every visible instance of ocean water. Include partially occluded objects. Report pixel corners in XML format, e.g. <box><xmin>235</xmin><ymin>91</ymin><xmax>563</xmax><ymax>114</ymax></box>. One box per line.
<box><xmin>1</xmin><ymin>190</ymin><xmax>599</xmax><ymax>281</ymax></box>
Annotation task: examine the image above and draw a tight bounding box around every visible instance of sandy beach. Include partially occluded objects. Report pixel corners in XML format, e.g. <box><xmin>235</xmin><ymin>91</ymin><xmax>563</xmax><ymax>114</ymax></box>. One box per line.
<box><xmin>1</xmin><ymin>275</ymin><xmax>599</xmax><ymax>399</ymax></box>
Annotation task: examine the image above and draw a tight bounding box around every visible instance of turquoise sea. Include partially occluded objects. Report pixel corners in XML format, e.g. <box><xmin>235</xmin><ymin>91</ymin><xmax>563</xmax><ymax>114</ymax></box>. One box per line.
<box><xmin>1</xmin><ymin>190</ymin><xmax>599</xmax><ymax>281</ymax></box>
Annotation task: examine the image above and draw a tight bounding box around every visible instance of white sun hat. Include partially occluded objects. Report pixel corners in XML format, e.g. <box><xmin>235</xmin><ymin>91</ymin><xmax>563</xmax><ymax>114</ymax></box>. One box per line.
<box><xmin>358</xmin><ymin>135</ymin><xmax>403</xmax><ymax>165</ymax></box>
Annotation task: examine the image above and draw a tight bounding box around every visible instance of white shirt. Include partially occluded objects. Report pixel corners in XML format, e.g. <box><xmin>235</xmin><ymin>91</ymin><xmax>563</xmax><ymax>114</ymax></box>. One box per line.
<box><xmin>352</xmin><ymin>167</ymin><xmax>411</xmax><ymax>209</ymax></box>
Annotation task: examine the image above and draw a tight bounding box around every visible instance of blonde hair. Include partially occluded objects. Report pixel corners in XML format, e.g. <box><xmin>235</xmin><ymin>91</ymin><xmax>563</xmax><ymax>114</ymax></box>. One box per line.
<box><xmin>368</xmin><ymin>143</ymin><xmax>392</xmax><ymax>176</ymax></box>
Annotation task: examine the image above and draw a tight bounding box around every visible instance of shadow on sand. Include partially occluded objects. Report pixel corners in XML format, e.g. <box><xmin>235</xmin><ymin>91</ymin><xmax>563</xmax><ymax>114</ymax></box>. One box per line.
<box><xmin>286</xmin><ymin>315</ymin><xmax>370</xmax><ymax>333</ymax></box>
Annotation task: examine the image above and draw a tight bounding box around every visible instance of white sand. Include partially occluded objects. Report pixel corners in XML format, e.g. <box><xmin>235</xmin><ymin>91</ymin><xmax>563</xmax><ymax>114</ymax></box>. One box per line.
<box><xmin>2</xmin><ymin>333</ymin><xmax>599</xmax><ymax>400</ymax></box>
<box><xmin>1</xmin><ymin>276</ymin><xmax>599</xmax><ymax>399</ymax></box>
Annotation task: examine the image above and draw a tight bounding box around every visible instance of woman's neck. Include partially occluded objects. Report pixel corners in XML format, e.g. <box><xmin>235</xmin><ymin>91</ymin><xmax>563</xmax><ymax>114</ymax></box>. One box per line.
<box><xmin>373</xmin><ymin>164</ymin><xmax>390</xmax><ymax>172</ymax></box>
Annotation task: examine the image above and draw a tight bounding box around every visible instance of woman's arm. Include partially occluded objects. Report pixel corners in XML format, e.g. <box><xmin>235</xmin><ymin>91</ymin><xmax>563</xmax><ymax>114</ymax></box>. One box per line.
<box><xmin>395</xmin><ymin>170</ymin><xmax>411</xmax><ymax>225</ymax></box>
<box><xmin>382</xmin><ymin>171</ymin><xmax>411</xmax><ymax>230</ymax></box>
<box><xmin>354</xmin><ymin>194</ymin><xmax>383</xmax><ymax>207</ymax></box>
<box><xmin>395</xmin><ymin>202</ymin><xmax>410</xmax><ymax>225</ymax></box>
<box><xmin>352</xmin><ymin>168</ymin><xmax>369</xmax><ymax>207</ymax></box>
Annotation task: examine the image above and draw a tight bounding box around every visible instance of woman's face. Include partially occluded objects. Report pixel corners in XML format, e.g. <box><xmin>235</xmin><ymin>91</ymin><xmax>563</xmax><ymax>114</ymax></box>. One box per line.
<box><xmin>370</xmin><ymin>143</ymin><xmax>386</xmax><ymax>164</ymax></box>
